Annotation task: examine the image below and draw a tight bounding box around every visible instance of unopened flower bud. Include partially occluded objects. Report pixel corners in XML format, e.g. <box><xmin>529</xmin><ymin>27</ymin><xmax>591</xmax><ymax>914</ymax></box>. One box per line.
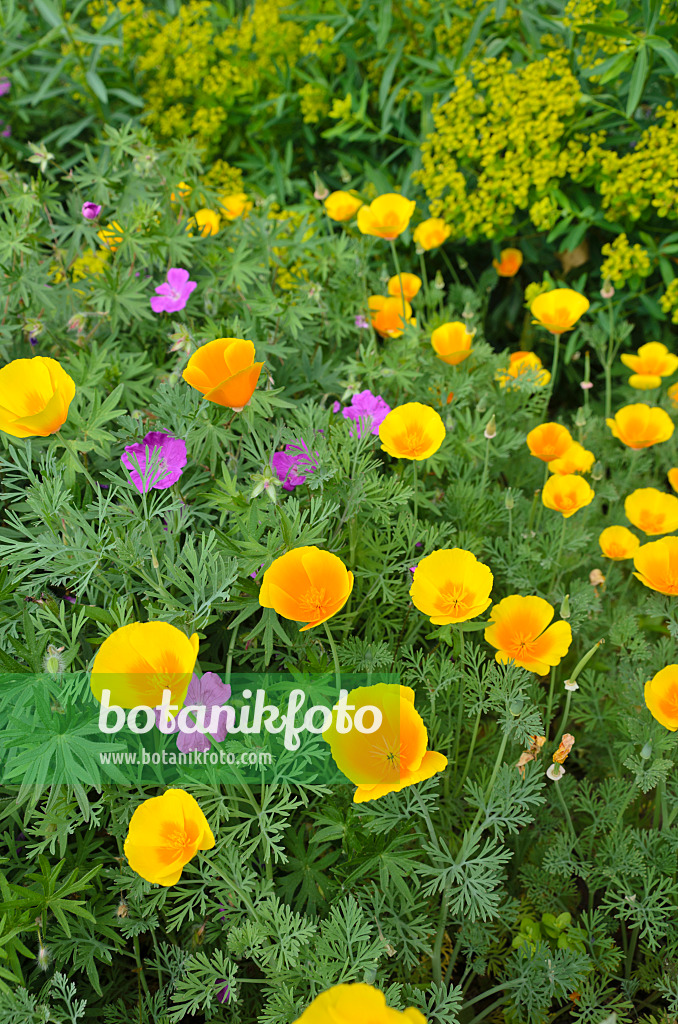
<box><xmin>484</xmin><ymin>414</ymin><xmax>497</xmax><ymax>440</ymax></box>
<box><xmin>574</xmin><ymin>407</ymin><xmax>587</xmax><ymax>427</ymax></box>
<box><xmin>640</xmin><ymin>740</ymin><xmax>653</xmax><ymax>760</ymax></box>
<box><xmin>433</xmin><ymin>271</ymin><xmax>445</xmax><ymax>290</ymax></box>
<box><xmin>504</xmin><ymin>491</ymin><xmax>514</xmax><ymax>510</ymax></box>
<box><xmin>560</xmin><ymin>594</ymin><xmax>571</xmax><ymax>619</ymax></box>
<box><xmin>37</xmin><ymin>944</ymin><xmax>51</xmax><ymax>971</ymax></box>
<box><xmin>43</xmin><ymin>644</ymin><xmax>65</xmax><ymax>676</ymax></box>
<box><xmin>476</xmin><ymin>396</ymin><xmax>487</xmax><ymax>415</ymax></box>
<box><xmin>601</xmin><ymin>280</ymin><xmax>615</xmax><ymax>299</ymax></box>
<box><xmin>591</xmin><ymin>461</ymin><xmax>604</xmax><ymax>481</ymax></box>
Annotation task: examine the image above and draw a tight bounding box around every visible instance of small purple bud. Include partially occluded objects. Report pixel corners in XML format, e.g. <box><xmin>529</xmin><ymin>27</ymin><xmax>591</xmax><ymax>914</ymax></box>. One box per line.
<box><xmin>82</xmin><ymin>202</ymin><xmax>102</xmax><ymax>220</ymax></box>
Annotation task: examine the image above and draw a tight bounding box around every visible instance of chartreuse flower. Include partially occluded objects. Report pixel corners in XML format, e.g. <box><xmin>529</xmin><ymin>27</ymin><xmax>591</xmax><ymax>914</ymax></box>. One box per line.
<box><xmin>547</xmin><ymin>442</ymin><xmax>595</xmax><ymax>475</ymax></box>
<box><xmin>0</xmin><ymin>357</ymin><xmax>76</xmax><ymax>438</ymax></box>
<box><xmin>526</xmin><ymin>423</ymin><xmax>574</xmax><ymax>462</ymax></box>
<box><xmin>621</xmin><ymin>342</ymin><xmax>678</xmax><ymax>390</ymax></box>
<box><xmin>183</xmin><ymin>338</ymin><xmax>264</xmax><ymax>411</ymax></box>
<box><xmin>387</xmin><ymin>273</ymin><xmax>421</xmax><ymax>301</ymax></box>
<box><xmin>368</xmin><ymin>296</ymin><xmax>416</xmax><ymax>338</ymax></box>
<box><xmin>493</xmin><ymin>248</ymin><xmax>523</xmax><ymax>277</ymax></box>
<box><xmin>413</xmin><ymin>218</ymin><xmax>451</xmax><ymax>251</ymax></box>
<box><xmin>431</xmin><ymin>322</ymin><xmax>473</xmax><ymax>366</ymax></box>
<box><xmin>606</xmin><ymin>404</ymin><xmax>674</xmax><ymax>449</ymax></box>
<box><xmin>633</xmin><ymin>537</ymin><xmax>678</xmax><ymax>595</ymax></box>
<box><xmin>379</xmin><ymin>403</ymin><xmax>445</xmax><ymax>460</ymax></box>
<box><xmin>599</xmin><ymin>526</ymin><xmax>640</xmax><ymax>560</ymax></box>
<box><xmin>218</xmin><ymin>192</ymin><xmax>252</xmax><ymax>220</ymax></box>
<box><xmin>357</xmin><ymin>193</ymin><xmax>416</xmax><ymax>239</ymax></box>
<box><xmin>645</xmin><ymin>666</ymin><xmax>678</xmax><ymax>731</ymax></box>
<box><xmin>90</xmin><ymin>621</ymin><xmax>199</xmax><ymax>709</ymax></box>
<box><xmin>495</xmin><ymin>351</ymin><xmax>550</xmax><ymax>389</ymax></box>
<box><xmin>624</xmin><ymin>487</ymin><xmax>678</xmax><ymax>536</ymax></box>
<box><xmin>484</xmin><ymin>595</ymin><xmax>572</xmax><ymax>675</ymax></box>
<box><xmin>324</xmin><ymin>190</ymin><xmax>363</xmax><ymax>221</ymax></box>
<box><xmin>124</xmin><ymin>789</ymin><xmax>215</xmax><ymax>886</ymax></box>
<box><xmin>259</xmin><ymin>547</ymin><xmax>353</xmax><ymax>631</ymax></box>
<box><xmin>410</xmin><ymin>548</ymin><xmax>493</xmax><ymax>625</ymax></box>
<box><xmin>530</xmin><ymin>288</ymin><xmax>589</xmax><ymax>334</ymax></box>
<box><xmin>293</xmin><ymin>983</ymin><xmax>427</xmax><ymax>1024</ymax></box>
<box><xmin>323</xmin><ymin>684</ymin><xmax>447</xmax><ymax>804</ymax></box>
<box><xmin>542</xmin><ymin>474</ymin><xmax>594</xmax><ymax>518</ymax></box>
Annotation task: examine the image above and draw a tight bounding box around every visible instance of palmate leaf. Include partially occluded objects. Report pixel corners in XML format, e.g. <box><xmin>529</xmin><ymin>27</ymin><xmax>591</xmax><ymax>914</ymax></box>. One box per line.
<box><xmin>277</xmin><ymin>831</ymin><xmax>340</xmax><ymax>913</ymax></box>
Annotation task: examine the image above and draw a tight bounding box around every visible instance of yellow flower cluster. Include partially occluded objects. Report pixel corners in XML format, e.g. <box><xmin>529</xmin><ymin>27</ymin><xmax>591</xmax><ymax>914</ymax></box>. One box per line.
<box><xmin>201</xmin><ymin>159</ymin><xmax>245</xmax><ymax>197</ymax></box>
<box><xmin>414</xmin><ymin>55</ymin><xmax>602</xmax><ymax>241</ymax></box>
<box><xmin>593</xmin><ymin>105</ymin><xmax>678</xmax><ymax>222</ymax></box>
<box><xmin>70</xmin><ymin>247</ymin><xmax>109</xmax><ymax>282</ymax></box>
<box><xmin>300</xmin><ymin>83</ymin><xmax>330</xmax><ymax>125</ymax></box>
<box><xmin>600</xmin><ymin>233</ymin><xmax>652</xmax><ymax>285</ymax></box>
<box><xmin>87</xmin><ymin>0</ymin><xmax>157</xmax><ymax>42</ymax></box>
<box><xmin>268</xmin><ymin>205</ymin><xmax>316</xmax><ymax>291</ymax></box>
<box><xmin>299</xmin><ymin>22</ymin><xmax>336</xmax><ymax>59</ymax></box>
<box><xmin>660</xmin><ymin>279</ymin><xmax>678</xmax><ymax>325</ymax></box>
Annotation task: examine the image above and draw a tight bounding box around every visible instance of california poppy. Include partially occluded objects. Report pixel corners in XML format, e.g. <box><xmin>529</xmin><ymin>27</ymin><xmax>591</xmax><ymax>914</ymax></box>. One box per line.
<box><xmin>410</xmin><ymin>548</ymin><xmax>493</xmax><ymax>624</ymax></box>
<box><xmin>484</xmin><ymin>595</ymin><xmax>572</xmax><ymax>675</ymax></box>
<box><xmin>124</xmin><ymin>789</ymin><xmax>215</xmax><ymax>886</ymax></box>
<box><xmin>183</xmin><ymin>338</ymin><xmax>263</xmax><ymax>411</ymax></box>
<box><xmin>259</xmin><ymin>546</ymin><xmax>354</xmax><ymax>631</ymax></box>
<box><xmin>0</xmin><ymin>357</ymin><xmax>75</xmax><ymax>438</ymax></box>
<box><xmin>379</xmin><ymin>403</ymin><xmax>445</xmax><ymax>460</ymax></box>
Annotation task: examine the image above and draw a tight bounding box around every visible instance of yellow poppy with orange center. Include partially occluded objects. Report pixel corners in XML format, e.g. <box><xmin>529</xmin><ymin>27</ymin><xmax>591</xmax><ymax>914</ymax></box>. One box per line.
<box><xmin>598</xmin><ymin>525</ymin><xmax>640</xmax><ymax>560</ymax></box>
<box><xmin>379</xmin><ymin>403</ymin><xmax>445</xmax><ymax>460</ymax></box>
<box><xmin>484</xmin><ymin>595</ymin><xmax>572</xmax><ymax>675</ymax></box>
<box><xmin>542</xmin><ymin>474</ymin><xmax>594</xmax><ymax>518</ymax></box>
<box><xmin>645</xmin><ymin>665</ymin><xmax>678</xmax><ymax>731</ymax></box>
<box><xmin>621</xmin><ymin>342</ymin><xmax>678</xmax><ymax>390</ymax></box>
<box><xmin>183</xmin><ymin>337</ymin><xmax>263</xmax><ymax>411</ymax></box>
<box><xmin>633</xmin><ymin>537</ymin><xmax>678</xmax><ymax>595</ymax></box>
<box><xmin>625</xmin><ymin>487</ymin><xmax>678</xmax><ymax>535</ymax></box>
<box><xmin>357</xmin><ymin>193</ymin><xmax>416</xmax><ymax>239</ymax></box>
<box><xmin>607</xmin><ymin>403</ymin><xmax>674</xmax><ymax>449</ymax></box>
<box><xmin>124</xmin><ymin>789</ymin><xmax>215</xmax><ymax>886</ymax></box>
<box><xmin>530</xmin><ymin>288</ymin><xmax>589</xmax><ymax>334</ymax></box>
<box><xmin>410</xmin><ymin>548</ymin><xmax>493</xmax><ymax>624</ymax></box>
<box><xmin>526</xmin><ymin>422</ymin><xmax>574</xmax><ymax>462</ymax></box>
<box><xmin>431</xmin><ymin>322</ymin><xmax>474</xmax><ymax>366</ymax></box>
<box><xmin>493</xmin><ymin>248</ymin><xmax>523</xmax><ymax>277</ymax></box>
<box><xmin>259</xmin><ymin>547</ymin><xmax>353</xmax><ymax>631</ymax></box>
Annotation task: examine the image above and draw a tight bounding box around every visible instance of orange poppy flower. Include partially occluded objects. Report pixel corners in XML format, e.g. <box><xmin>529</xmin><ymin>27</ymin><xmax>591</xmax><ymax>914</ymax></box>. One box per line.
<box><xmin>633</xmin><ymin>537</ymin><xmax>678</xmax><ymax>595</ymax></box>
<box><xmin>669</xmin><ymin>382</ymin><xmax>678</xmax><ymax>407</ymax></box>
<box><xmin>598</xmin><ymin>525</ymin><xmax>640</xmax><ymax>560</ymax></box>
<box><xmin>493</xmin><ymin>248</ymin><xmax>523</xmax><ymax>277</ymax></box>
<box><xmin>183</xmin><ymin>338</ymin><xmax>263</xmax><ymax>411</ymax></box>
<box><xmin>410</xmin><ymin>548</ymin><xmax>493</xmax><ymax>624</ymax></box>
<box><xmin>323</xmin><ymin>683</ymin><xmax>447</xmax><ymax>803</ymax></box>
<box><xmin>606</xmin><ymin>404</ymin><xmax>674</xmax><ymax>449</ymax></box>
<box><xmin>526</xmin><ymin>423</ymin><xmax>574</xmax><ymax>462</ymax></box>
<box><xmin>413</xmin><ymin>217</ymin><xmax>451</xmax><ymax>251</ymax></box>
<box><xmin>542</xmin><ymin>474</ymin><xmax>594</xmax><ymax>518</ymax></box>
<box><xmin>624</xmin><ymin>487</ymin><xmax>678</xmax><ymax>535</ymax></box>
<box><xmin>379</xmin><ymin>403</ymin><xmax>445</xmax><ymax>460</ymax></box>
<box><xmin>368</xmin><ymin>295</ymin><xmax>416</xmax><ymax>338</ymax></box>
<box><xmin>357</xmin><ymin>194</ymin><xmax>416</xmax><ymax>239</ymax></box>
<box><xmin>218</xmin><ymin>192</ymin><xmax>252</xmax><ymax>220</ymax></box>
<box><xmin>124</xmin><ymin>789</ymin><xmax>215</xmax><ymax>886</ymax></box>
<box><xmin>259</xmin><ymin>546</ymin><xmax>354</xmax><ymax>631</ymax></box>
<box><xmin>644</xmin><ymin>665</ymin><xmax>678</xmax><ymax>731</ymax></box>
<box><xmin>530</xmin><ymin>289</ymin><xmax>590</xmax><ymax>334</ymax></box>
<box><xmin>484</xmin><ymin>595</ymin><xmax>573</xmax><ymax>675</ymax></box>
<box><xmin>621</xmin><ymin>342</ymin><xmax>678</xmax><ymax>390</ymax></box>
<box><xmin>387</xmin><ymin>273</ymin><xmax>422</xmax><ymax>301</ymax></box>
<box><xmin>324</xmin><ymin>190</ymin><xmax>363</xmax><ymax>222</ymax></box>
<box><xmin>0</xmin><ymin>357</ymin><xmax>75</xmax><ymax>438</ymax></box>
<box><xmin>431</xmin><ymin>322</ymin><xmax>474</xmax><ymax>366</ymax></box>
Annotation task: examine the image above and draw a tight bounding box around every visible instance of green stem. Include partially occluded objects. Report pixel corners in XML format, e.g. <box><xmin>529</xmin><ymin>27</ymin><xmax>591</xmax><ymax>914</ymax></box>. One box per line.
<box><xmin>558</xmin><ymin>689</ymin><xmax>573</xmax><ymax>737</ymax></box>
<box><xmin>454</xmin><ymin>706</ymin><xmax>482</xmax><ymax>799</ymax></box>
<box><xmin>550</xmin><ymin>332</ymin><xmax>561</xmax><ymax>387</ymax></box>
<box><xmin>553</xmin><ymin>776</ymin><xmax>579</xmax><ymax>851</ymax></box>
<box><xmin>324</xmin><ymin>621</ymin><xmax>341</xmax><ymax>690</ymax></box>
<box><xmin>451</xmin><ymin>628</ymin><xmax>466</xmax><ymax>783</ymax></box>
<box><xmin>418</xmin><ymin>250</ymin><xmax>430</xmax><ymax>322</ymax></box>
<box><xmin>544</xmin><ymin>667</ymin><xmax>557</xmax><ymax>740</ymax></box>
<box><xmin>440</xmin><ymin>248</ymin><xmax>462</xmax><ymax>288</ymax></box>
<box><xmin>389</xmin><ymin>238</ymin><xmax>408</xmax><ymax>326</ymax></box>
<box><xmin>55</xmin><ymin>430</ymin><xmax>97</xmax><ymax>490</ymax></box>
<box><xmin>479</xmin><ymin>436</ymin><xmax>491</xmax><ymax>496</ymax></box>
<box><xmin>467</xmin><ymin>729</ymin><xmax>510</xmax><ymax>835</ymax></box>
<box><xmin>133</xmin><ymin>934</ymin><xmax>152</xmax><ymax>1004</ymax></box>
<box><xmin>412</xmin><ymin>460</ymin><xmax>418</xmax><ymax>521</ymax></box>
<box><xmin>550</xmin><ymin>516</ymin><xmax>568</xmax><ymax>591</ymax></box>
<box><xmin>225</xmin><ymin>622</ymin><xmax>239</xmax><ymax>689</ymax></box>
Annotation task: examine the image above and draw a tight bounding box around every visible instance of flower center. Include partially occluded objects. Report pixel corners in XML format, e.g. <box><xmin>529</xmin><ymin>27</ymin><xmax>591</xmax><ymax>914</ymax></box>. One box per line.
<box><xmin>299</xmin><ymin>585</ymin><xmax>327</xmax><ymax>620</ymax></box>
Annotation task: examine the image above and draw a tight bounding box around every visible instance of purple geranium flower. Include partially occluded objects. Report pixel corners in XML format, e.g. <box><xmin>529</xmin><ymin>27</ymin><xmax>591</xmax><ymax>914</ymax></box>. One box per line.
<box><xmin>150</xmin><ymin>267</ymin><xmax>197</xmax><ymax>313</ymax></box>
<box><xmin>0</xmin><ymin>80</ymin><xmax>10</xmax><ymax>97</ymax></box>
<box><xmin>82</xmin><ymin>202</ymin><xmax>102</xmax><ymax>220</ymax></box>
<box><xmin>156</xmin><ymin>672</ymin><xmax>233</xmax><ymax>753</ymax></box>
<box><xmin>354</xmin><ymin>314</ymin><xmax>370</xmax><ymax>329</ymax></box>
<box><xmin>121</xmin><ymin>431</ymin><xmax>187</xmax><ymax>493</ymax></box>
<box><xmin>271</xmin><ymin>438</ymin><xmax>319</xmax><ymax>491</ymax></box>
<box><xmin>342</xmin><ymin>389</ymin><xmax>391</xmax><ymax>438</ymax></box>
<box><xmin>216</xmin><ymin>980</ymin><xmax>230</xmax><ymax>1004</ymax></box>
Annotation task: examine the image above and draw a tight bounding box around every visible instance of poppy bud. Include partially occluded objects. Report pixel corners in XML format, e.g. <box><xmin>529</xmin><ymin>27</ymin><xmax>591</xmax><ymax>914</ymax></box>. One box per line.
<box><xmin>484</xmin><ymin>414</ymin><xmax>497</xmax><ymax>440</ymax></box>
<box><xmin>560</xmin><ymin>594</ymin><xmax>571</xmax><ymax>619</ymax></box>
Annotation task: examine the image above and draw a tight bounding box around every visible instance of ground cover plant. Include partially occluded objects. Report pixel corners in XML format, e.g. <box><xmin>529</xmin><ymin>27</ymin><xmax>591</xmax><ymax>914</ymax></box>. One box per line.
<box><xmin>1</xmin><ymin>1</ymin><xmax>678</xmax><ymax>1023</ymax></box>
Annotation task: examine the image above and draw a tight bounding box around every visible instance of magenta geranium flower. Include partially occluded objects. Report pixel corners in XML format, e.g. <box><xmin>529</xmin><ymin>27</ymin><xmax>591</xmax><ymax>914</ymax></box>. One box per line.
<box><xmin>121</xmin><ymin>431</ymin><xmax>187</xmax><ymax>493</ymax></box>
<box><xmin>342</xmin><ymin>389</ymin><xmax>391</xmax><ymax>437</ymax></box>
<box><xmin>150</xmin><ymin>267</ymin><xmax>197</xmax><ymax>313</ymax></box>
<box><xmin>82</xmin><ymin>202</ymin><xmax>102</xmax><ymax>220</ymax></box>
<box><xmin>271</xmin><ymin>438</ymin><xmax>319</xmax><ymax>491</ymax></box>
<box><xmin>155</xmin><ymin>672</ymin><xmax>232</xmax><ymax>753</ymax></box>
<box><xmin>0</xmin><ymin>80</ymin><xmax>10</xmax><ymax>97</ymax></box>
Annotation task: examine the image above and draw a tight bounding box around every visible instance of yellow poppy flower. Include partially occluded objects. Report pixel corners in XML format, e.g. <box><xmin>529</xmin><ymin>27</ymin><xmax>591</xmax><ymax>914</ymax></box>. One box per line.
<box><xmin>624</xmin><ymin>487</ymin><xmax>678</xmax><ymax>535</ymax></box>
<box><xmin>183</xmin><ymin>338</ymin><xmax>263</xmax><ymax>410</ymax></box>
<box><xmin>0</xmin><ymin>357</ymin><xmax>75</xmax><ymax>438</ymax></box>
<box><xmin>259</xmin><ymin>546</ymin><xmax>354</xmax><ymax>631</ymax></box>
<box><xmin>606</xmin><ymin>403</ymin><xmax>674</xmax><ymax>449</ymax></box>
<box><xmin>645</xmin><ymin>665</ymin><xmax>678</xmax><ymax>732</ymax></box>
<box><xmin>124</xmin><ymin>789</ymin><xmax>215</xmax><ymax>886</ymax></box>
<box><xmin>542</xmin><ymin>474</ymin><xmax>594</xmax><ymax>518</ymax></box>
<box><xmin>484</xmin><ymin>595</ymin><xmax>572</xmax><ymax>675</ymax></box>
<box><xmin>530</xmin><ymin>288</ymin><xmax>589</xmax><ymax>334</ymax></box>
<box><xmin>90</xmin><ymin>621</ymin><xmax>199</xmax><ymax>709</ymax></box>
<box><xmin>431</xmin><ymin>322</ymin><xmax>474</xmax><ymax>366</ymax></box>
<box><xmin>357</xmin><ymin>193</ymin><xmax>416</xmax><ymax>239</ymax></box>
<box><xmin>410</xmin><ymin>548</ymin><xmax>493</xmax><ymax>624</ymax></box>
<box><xmin>379</xmin><ymin>403</ymin><xmax>445</xmax><ymax>460</ymax></box>
<box><xmin>492</xmin><ymin>248</ymin><xmax>523</xmax><ymax>277</ymax></box>
<box><xmin>598</xmin><ymin>525</ymin><xmax>640</xmax><ymax>560</ymax></box>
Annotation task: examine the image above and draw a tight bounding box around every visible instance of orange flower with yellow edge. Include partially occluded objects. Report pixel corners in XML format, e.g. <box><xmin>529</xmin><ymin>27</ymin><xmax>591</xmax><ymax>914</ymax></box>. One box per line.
<box><xmin>547</xmin><ymin>442</ymin><xmax>595</xmax><ymax>475</ymax></box>
<box><xmin>621</xmin><ymin>342</ymin><xmax>678</xmax><ymax>390</ymax></box>
<box><xmin>183</xmin><ymin>338</ymin><xmax>263</xmax><ymax>411</ymax></box>
<box><xmin>625</xmin><ymin>487</ymin><xmax>678</xmax><ymax>536</ymax></box>
<box><xmin>413</xmin><ymin>217</ymin><xmax>451</xmax><ymax>251</ymax></box>
<box><xmin>484</xmin><ymin>595</ymin><xmax>572</xmax><ymax>675</ymax></box>
<box><xmin>542</xmin><ymin>474</ymin><xmax>594</xmax><ymax>518</ymax></box>
<box><xmin>644</xmin><ymin>665</ymin><xmax>678</xmax><ymax>731</ymax></box>
<box><xmin>124</xmin><ymin>789</ymin><xmax>215</xmax><ymax>886</ymax></box>
<box><xmin>368</xmin><ymin>295</ymin><xmax>416</xmax><ymax>338</ymax></box>
<box><xmin>410</xmin><ymin>548</ymin><xmax>493</xmax><ymax>624</ymax></box>
<box><xmin>526</xmin><ymin>422</ymin><xmax>574</xmax><ymax>462</ymax></box>
<box><xmin>668</xmin><ymin>468</ymin><xmax>678</xmax><ymax>493</ymax></box>
<box><xmin>218</xmin><ymin>192</ymin><xmax>252</xmax><ymax>220</ymax></box>
<box><xmin>495</xmin><ymin>351</ymin><xmax>550</xmax><ymax>389</ymax></box>
<box><xmin>431</xmin><ymin>322</ymin><xmax>474</xmax><ymax>366</ymax></box>
<box><xmin>530</xmin><ymin>289</ymin><xmax>590</xmax><ymax>335</ymax></box>
<box><xmin>379</xmin><ymin>403</ymin><xmax>445</xmax><ymax>460</ymax></box>
<box><xmin>191</xmin><ymin>209</ymin><xmax>220</xmax><ymax>237</ymax></box>
<box><xmin>0</xmin><ymin>357</ymin><xmax>75</xmax><ymax>438</ymax></box>
<box><xmin>293</xmin><ymin>983</ymin><xmax>427</xmax><ymax>1024</ymax></box>
<box><xmin>493</xmin><ymin>248</ymin><xmax>523</xmax><ymax>277</ymax></box>
<box><xmin>387</xmin><ymin>273</ymin><xmax>422</xmax><ymax>301</ymax></box>
<box><xmin>259</xmin><ymin>546</ymin><xmax>353</xmax><ymax>631</ymax></box>
<box><xmin>633</xmin><ymin>536</ymin><xmax>678</xmax><ymax>595</ymax></box>
<box><xmin>324</xmin><ymin>190</ymin><xmax>363</xmax><ymax>222</ymax></box>
<box><xmin>97</xmin><ymin>220</ymin><xmax>124</xmax><ymax>252</ymax></box>
<box><xmin>90</xmin><ymin>621</ymin><xmax>199</xmax><ymax>709</ymax></box>
<box><xmin>357</xmin><ymin>193</ymin><xmax>416</xmax><ymax>240</ymax></box>
<box><xmin>323</xmin><ymin>683</ymin><xmax>447</xmax><ymax>804</ymax></box>
<box><xmin>598</xmin><ymin>525</ymin><xmax>640</xmax><ymax>560</ymax></box>
<box><xmin>606</xmin><ymin>403</ymin><xmax>674</xmax><ymax>449</ymax></box>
